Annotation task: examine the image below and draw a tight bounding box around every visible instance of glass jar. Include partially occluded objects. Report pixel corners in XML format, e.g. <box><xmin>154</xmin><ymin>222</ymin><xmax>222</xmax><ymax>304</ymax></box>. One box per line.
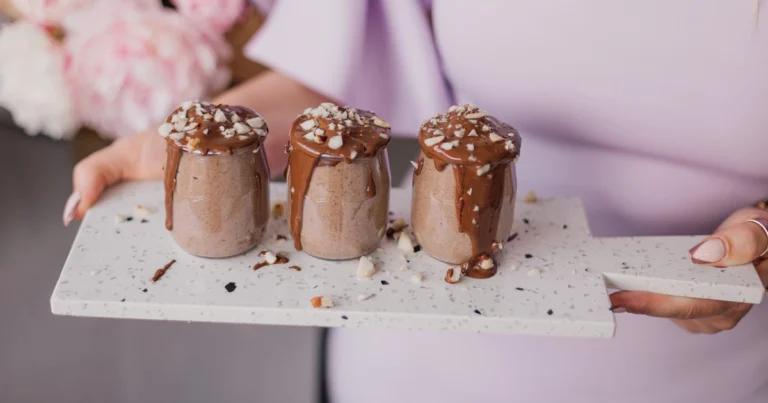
<box><xmin>287</xmin><ymin>151</ymin><xmax>390</xmax><ymax>260</ymax></box>
<box><xmin>411</xmin><ymin>152</ymin><xmax>517</xmax><ymax>264</ymax></box>
<box><xmin>169</xmin><ymin>144</ymin><xmax>270</xmax><ymax>258</ymax></box>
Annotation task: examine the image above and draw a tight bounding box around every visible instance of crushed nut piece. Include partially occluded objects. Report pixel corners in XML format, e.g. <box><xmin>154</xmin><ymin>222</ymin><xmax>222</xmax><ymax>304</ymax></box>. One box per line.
<box><xmin>272</xmin><ymin>201</ymin><xmax>285</xmax><ymax>217</ymax></box>
<box><xmin>527</xmin><ymin>268</ymin><xmax>541</xmax><ymax>277</ymax></box>
<box><xmin>311</xmin><ymin>296</ymin><xmax>334</xmax><ymax>308</ymax></box>
<box><xmin>397</xmin><ymin>232</ymin><xmax>415</xmax><ymax>253</ymax></box>
<box><xmin>424</xmin><ymin>135</ymin><xmax>445</xmax><ymax>147</ymax></box>
<box><xmin>465</xmin><ymin>111</ymin><xmax>487</xmax><ymax>119</ymax></box>
<box><xmin>134</xmin><ymin>205</ymin><xmax>156</xmax><ymax>219</ymax></box>
<box><xmin>356</xmin><ymin>256</ymin><xmax>376</xmax><ymax>279</ymax></box>
<box><xmin>213</xmin><ymin>109</ymin><xmax>227</xmax><ymax>123</ymax></box>
<box><xmin>357</xmin><ymin>293</ymin><xmax>372</xmax><ymax>301</ymax></box>
<box><xmin>158</xmin><ymin>122</ymin><xmax>173</xmax><ymax>137</ymax></box>
<box><xmin>114</xmin><ymin>214</ymin><xmax>129</xmax><ymax>224</ymax></box>
<box><xmin>264</xmin><ymin>252</ymin><xmax>277</xmax><ymax>265</ymax></box>
<box><xmin>234</xmin><ymin>122</ymin><xmax>250</xmax><ymax>134</ymax></box>
<box><xmin>373</xmin><ymin>116</ymin><xmax>391</xmax><ymax>128</ymax></box>
<box><xmin>231</xmin><ymin>113</ymin><xmax>241</xmax><ymax>122</ymax></box>
<box><xmin>445</xmin><ymin>267</ymin><xmax>462</xmax><ymax>284</ymax></box>
<box><xmin>440</xmin><ymin>142</ymin><xmax>454</xmax><ymax>150</ymax></box>
<box><xmin>466</xmin><ymin>144</ymin><xmax>475</xmax><ymax>151</ymax></box>
<box><xmin>489</xmin><ymin>133</ymin><xmax>504</xmax><ymax>142</ymax></box>
<box><xmin>328</xmin><ymin>135</ymin><xmax>343</xmax><ymax>149</ymax></box>
<box><xmin>245</xmin><ymin>116</ymin><xmax>264</xmax><ymax>129</ymax></box>
<box><xmin>390</xmin><ymin>218</ymin><xmax>407</xmax><ymax>231</ymax></box>
<box><xmin>479</xmin><ymin>256</ymin><xmax>494</xmax><ymax>270</ymax></box>
<box><xmin>410</xmin><ymin>161</ymin><xmax>419</xmax><ymax>169</ymax></box>
<box><xmin>186</xmin><ymin>138</ymin><xmax>201</xmax><ymax>151</ymax></box>
<box><xmin>476</xmin><ymin>164</ymin><xmax>491</xmax><ymax>175</ymax></box>
<box><xmin>411</xmin><ymin>272</ymin><xmax>423</xmax><ymax>283</ymax></box>
<box><xmin>523</xmin><ymin>190</ymin><xmax>539</xmax><ymax>203</ymax></box>
<box><xmin>299</xmin><ymin>119</ymin><xmax>317</xmax><ymax>131</ymax></box>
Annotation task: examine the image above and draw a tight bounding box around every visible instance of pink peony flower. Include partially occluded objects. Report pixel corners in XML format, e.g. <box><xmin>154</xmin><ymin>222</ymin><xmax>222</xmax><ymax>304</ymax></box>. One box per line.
<box><xmin>11</xmin><ymin>0</ymin><xmax>93</xmax><ymax>24</ymax></box>
<box><xmin>0</xmin><ymin>21</ymin><xmax>80</xmax><ymax>139</ymax></box>
<box><xmin>64</xmin><ymin>2</ymin><xmax>232</xmax><ymax>139</ymax></box>
<box><xmin>12</xmin><ymin>0</ymin><xmax>160</xmax><ymax>24</ymax></box>
<box><xmin>172</xmin><ymin>0</ymin><xmax>247</xmax><ymax>34</ymax></box>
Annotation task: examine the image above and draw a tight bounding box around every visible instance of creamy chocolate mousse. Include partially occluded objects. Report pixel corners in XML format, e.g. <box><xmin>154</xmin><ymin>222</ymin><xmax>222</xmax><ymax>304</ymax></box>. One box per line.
<box><xmin>411</xmin><ymin>105</ymin><xmax>521</xmax><ymax>277</ymax></box>
<box><xmin>159</xmin><ymin>101</ymin><xmax>270</xmax><ymax>258</ymax></box>
<box><xmin>286</xmin><ymin>103</ymin><xmax>391</xmax><ymax>260</ymax></box>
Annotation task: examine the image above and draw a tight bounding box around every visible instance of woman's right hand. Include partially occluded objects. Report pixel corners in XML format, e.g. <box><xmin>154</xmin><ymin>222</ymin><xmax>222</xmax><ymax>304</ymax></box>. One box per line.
<box><xmin>63</xmin><ymin>129</ymin><xmax>166</xmax><ymax>226</ymax></box>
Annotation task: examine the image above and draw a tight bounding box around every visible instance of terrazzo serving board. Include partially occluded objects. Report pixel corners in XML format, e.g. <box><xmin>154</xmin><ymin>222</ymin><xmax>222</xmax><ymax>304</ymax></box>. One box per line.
<box><xmin>51</xmin><ymin>182</ymin><xmax>765</xmax><ymax>338</ymax></box>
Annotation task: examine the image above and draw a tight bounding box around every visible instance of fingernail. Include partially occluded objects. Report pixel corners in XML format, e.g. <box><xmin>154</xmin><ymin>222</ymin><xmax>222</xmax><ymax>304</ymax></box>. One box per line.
<box><xmin>689</xmin><ymin>238</ymin><xmax>726</xmax><ymax>264</ymax></box>
<box><xmin>63</xmin><ymin>192</ymin><xmax>81</xmax><ymax>227</ymax></box>
<box><xmin>609</xmin><ymin>305</ymin><xmax>626</xmax><ymax>313</ymax></box>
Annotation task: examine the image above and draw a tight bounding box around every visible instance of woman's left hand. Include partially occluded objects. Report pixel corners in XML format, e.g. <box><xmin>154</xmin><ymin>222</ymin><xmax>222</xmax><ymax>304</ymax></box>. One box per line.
<box><xmin>609</xmin><ymin>206</ymin><xmax>768</xmax><ymax>334</ymax></box>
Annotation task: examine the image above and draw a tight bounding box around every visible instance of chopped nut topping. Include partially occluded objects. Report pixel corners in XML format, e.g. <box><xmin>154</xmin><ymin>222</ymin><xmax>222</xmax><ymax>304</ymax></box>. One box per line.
<box><xmin>476</xmin><ymin>164</ymin><xmax>491</xmax><ymax>175</ymax></box>
<box><xmin>231</xmin><ymin>113</ymin><xmax>241</xmax><ymax>122</ymax></box>
<box><xmin>214</xmin><ymin>109</ymin><xmax>227</xmax><ymax>123</ymax></box>
<box><xmin>481</xmin><ymin>125</ymin><xmax>491</xmax><ymax>132</ymax></box>
<box><xmin>349</xmin><ymin>150</ymin><xmax>358</xmax><ymax>160</ymax></box>
<box><xmin>473</xmin><ymin>205</ymin><xmax>479</xmax><ymax>212</ymax></box>
<box><xmin>454</xmin><ymin>128</ymin><xmax>466</xmax><ymax>137</ymax></box>
<box><xmin>234</xmin><ymin>122</ymin><xmax>250</xmax><ymax>134</ymax></box>
<box><xmin>373</xmin><ymin>116</ymin><xmax>391</xmax><ymax>128</ymax></box>
<box><xmin>465</xmin><ymin>111</ymin><xmax>487</xmax><ymax>119</ymax></box>
<box><xmin>246</xmin><ymin>117</ymin><xmax>264</xmax><ymax>128</ymax></box>
<box><xmin>303</xmin><ymin>132</ymin><xmax>315</xmax><ymax>141</ymax></box>
<box><xmin>181</xmin><ymin>101</ymin><xmax>193</xmax><ymax>110</ymax></box>
<box><xmin>410</xmin><ymin>160</ymin><xmax>419</xmax><ymax>169</ymax></box>
<box><xmin>424</xmin><ymin>135</ymin><xmax>445</xmax><ymax>147</ymax></box>
<box><xmin>169</xmin><ymin>132</ymin><xmax>185</xmax><ymax>141</ymax></box>
<box><xmin>527</xmin><ymin>268</ymin><xmax>541</xmax><ymax>277</ymax></box>
<box><xmin>328</xmin><ymin>135</ymin><xmax>344</xmax><ymax>149</ymax></box>
<box><xmin>187</xmin><ymin>137</ymin><xmax>201</xmax><ymax>151</ymax></box>
<box><xmin>489</xmin><ymin>133</ymin><xmax>504</xmax><ymax>142</ymax></box>
<box><xmin>411</xmin><ymin>273</ymin><xmax>423</xmax><ymax>283</ymax></box>
<box><xmin>466</xmin><ymin>144</ymin><xmax>475</xmax><ymax>151</ymax></box>
<box><xmin>440</xmin><ymin>142</ymin><xmax>454</xmax><ymax>150</ymax></box>
<box><xmin>202</xmin><ymin>113</ymin><xmax>213</xmax><ymax>120</ymax></box>
<box><xmin>314</xmin><ymin>128</ymin><xmax>325</xmax><ymax>136</ymax></box>
<box><xmin>357</xmin><ymin>293</ymin><xmax>372</xmax><ymax>301</ymax></box>
<box><xmin>468</xmin><ymin>129</ymin><xmax>478</xmax><ymax>137</ymax></box>
<box><xmin>158</xmin><ymin>123</ymin><xmax>173</xmax><ymax>137</ymax></box>
<box><xmin>299</xmin><ymin>119</ymin><xmax>317</xmax><ymax>131</ymax></box>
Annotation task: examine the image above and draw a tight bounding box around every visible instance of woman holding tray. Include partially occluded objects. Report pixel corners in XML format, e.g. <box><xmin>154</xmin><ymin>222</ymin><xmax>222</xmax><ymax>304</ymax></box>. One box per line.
<box><xmin>63</xmin><ymin>1</ymin><xmax>768</xmax><ymax>402</ymax></box>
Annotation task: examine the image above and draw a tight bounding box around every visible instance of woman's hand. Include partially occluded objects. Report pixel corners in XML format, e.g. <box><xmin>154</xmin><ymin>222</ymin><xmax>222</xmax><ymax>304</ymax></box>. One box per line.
<box><xmin>63</xmin><ymin>70</ymin><xmax>332</xmax><ymax>226</ymax></box>
<box><xmin>610</xmin><ymin>206</ymin><xmax>768</xmax><ymax>334</ymax></box>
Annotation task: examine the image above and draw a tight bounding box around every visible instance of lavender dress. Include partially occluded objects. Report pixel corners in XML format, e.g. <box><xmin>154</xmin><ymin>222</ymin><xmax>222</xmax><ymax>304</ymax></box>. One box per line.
<box><xmin>247</xmin><ymin>1</ymin><xmax>768</xmax><ymax>402</ymax></box>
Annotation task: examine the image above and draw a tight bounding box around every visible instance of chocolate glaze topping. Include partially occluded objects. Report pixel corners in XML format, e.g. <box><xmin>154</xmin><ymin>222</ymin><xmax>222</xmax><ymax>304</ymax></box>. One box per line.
<box><xmin>417</xmin><ymin>104</ymin><xmax>521</xmax><ymax>278</ymax></box>
<box><xmin>286</xmin><ymin>103</ymin><xmax>391</xmax><ymax>250</ymax></box>
<box><xmin>160</xmin><ymin>101</ymin><xmax>269</xmax><ymax>230</ymax></box>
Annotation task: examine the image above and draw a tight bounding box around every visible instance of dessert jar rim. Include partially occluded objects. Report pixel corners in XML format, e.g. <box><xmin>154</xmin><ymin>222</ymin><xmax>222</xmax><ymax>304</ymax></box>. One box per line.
<box><xmin>180</xmin><ymin>143</ymin><xmax>263</xmax><ymax>156</ymax></box>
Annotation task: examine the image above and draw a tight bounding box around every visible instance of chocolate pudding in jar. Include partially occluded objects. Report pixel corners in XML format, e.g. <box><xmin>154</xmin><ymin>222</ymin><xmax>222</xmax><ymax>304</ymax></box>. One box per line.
<box><xmin>286</xmin><ymin>103</ymin><xmax>391</xmax><ymax>260</ymax></box>
<box><xmin>411</xmin><ymin>104</ymin><xmax>521</xmax><ymax>278</ymax></box>
<box><xmin>159</xmin><ymin>101</ymin><xmax>270</xmax><ymax>258</ymax></box>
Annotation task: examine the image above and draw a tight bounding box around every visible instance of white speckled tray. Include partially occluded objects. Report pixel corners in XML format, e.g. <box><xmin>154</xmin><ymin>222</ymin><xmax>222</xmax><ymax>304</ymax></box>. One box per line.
<box><xmin>51</xmin><ymin>182</ymin><xmax>765</xmax><ymax>338</ymax></box>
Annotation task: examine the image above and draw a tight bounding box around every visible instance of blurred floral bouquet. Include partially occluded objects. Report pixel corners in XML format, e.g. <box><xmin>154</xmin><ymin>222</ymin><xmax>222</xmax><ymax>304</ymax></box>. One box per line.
<box><xmin>0</xmin><ymin>0</ymin><xmax>262</xmax><ymax>140</ymax></box>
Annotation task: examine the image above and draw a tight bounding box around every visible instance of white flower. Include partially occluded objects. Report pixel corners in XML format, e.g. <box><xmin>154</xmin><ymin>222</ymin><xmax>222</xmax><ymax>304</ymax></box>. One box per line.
<box><xmin>0</xmin><ymin>22</ymin><xmax>79</xmax><ymax>139</ymax></box>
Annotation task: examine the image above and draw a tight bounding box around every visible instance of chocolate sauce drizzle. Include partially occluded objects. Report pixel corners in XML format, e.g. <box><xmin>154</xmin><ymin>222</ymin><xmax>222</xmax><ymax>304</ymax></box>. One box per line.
<box><xmin>161</xmin><ymin>102</ymin><xmax>268</xmax><ymax>230</ymax></box>
<box><xmin>287</xmin><ymin>103</ymin><xmax>391</xmax><ymax>250</ymax></box>
<box><xmin>419</xmin><ymin>105</ymin><xmax>521</xmax><ymax>278</ymax></box>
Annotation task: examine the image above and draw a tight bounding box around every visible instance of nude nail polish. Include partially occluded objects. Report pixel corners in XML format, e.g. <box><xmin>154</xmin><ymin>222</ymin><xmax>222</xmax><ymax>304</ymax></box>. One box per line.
<box><xmin>63</xmin><ymin>192</ymin><xmax>81</xmax><ymax>227</ymax></box>
<box><xmin>689</xmin><ymin>238</ymin><xmax>726</xmax><ymax>264</ymax></box>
